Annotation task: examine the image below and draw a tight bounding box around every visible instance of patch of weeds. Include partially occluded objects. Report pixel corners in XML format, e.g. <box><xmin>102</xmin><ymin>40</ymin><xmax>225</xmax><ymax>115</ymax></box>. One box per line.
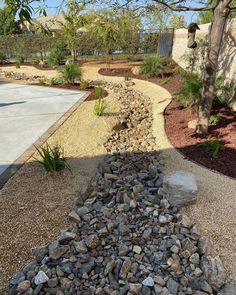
<box><xmin>80</xmin><ymin>80</ymin><xmax>89</xmax><ymax>90</ymax></box>
<box><xmin>160</xmin><ymin>77</ymin><xmax>172</xmax><ymax>85</ymax></box>
<box><xmin>34</xmin><ymin>143</ymin><xmax>70</xmax><ymax>172</ymax></box>
<box><xmin>93</xmin><ymin>98</ymin><xmax>107</xmax><ymax>116</ymax></box>
<box><xmin>124</xmin><ymin>75</ymin><xmax>132</xmax><ymax>81</ymax></box>
<box><xmin>209</xmin><ymin>115</ymin><xmax>221</xmax><ymax>126</ymax></box>
<box><xmin>200</xmin><ymin>139</ymin><xmax>224</xmax><ymax>159</ymax></box>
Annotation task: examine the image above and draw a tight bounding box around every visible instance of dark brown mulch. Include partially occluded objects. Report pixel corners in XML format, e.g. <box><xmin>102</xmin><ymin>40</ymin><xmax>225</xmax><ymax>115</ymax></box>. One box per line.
<box><xmin>34</xmin><ymin>83</ymin><xmax>108</xmax><ymax>102</ymax></box>
<box><xmin>99</xmin><ymin>65</ymin><xmax>236</xmax><ymax>178</ymax></box>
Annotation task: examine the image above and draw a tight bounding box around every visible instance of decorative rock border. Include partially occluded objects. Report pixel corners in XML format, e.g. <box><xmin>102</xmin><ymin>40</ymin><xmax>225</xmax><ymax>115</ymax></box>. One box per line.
<box><xmin>8</xmin><ymin>81</ymin><xmax>226</xmax><ymax>295</ymax></box>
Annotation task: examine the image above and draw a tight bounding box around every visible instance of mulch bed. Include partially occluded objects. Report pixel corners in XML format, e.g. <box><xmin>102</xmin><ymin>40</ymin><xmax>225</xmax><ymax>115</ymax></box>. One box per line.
<box><xmin>99</xmin><ymin>65</ymin><xmax>236</xmax><ymax>178</ymax></box>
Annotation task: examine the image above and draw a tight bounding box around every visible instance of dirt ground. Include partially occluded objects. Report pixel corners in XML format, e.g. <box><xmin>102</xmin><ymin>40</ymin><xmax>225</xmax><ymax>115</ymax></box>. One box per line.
<box><xmin>0</xmin><ymin>84</ymin><xmax>120</xmax><ymax>292</ymax></box>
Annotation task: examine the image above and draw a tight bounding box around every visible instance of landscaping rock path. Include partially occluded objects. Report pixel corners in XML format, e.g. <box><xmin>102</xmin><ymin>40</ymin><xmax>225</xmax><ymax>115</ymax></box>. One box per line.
<box><xmin>9</xmin><ymin>81</ymin><xmax>225</xmax><ymax>294</ymax></box>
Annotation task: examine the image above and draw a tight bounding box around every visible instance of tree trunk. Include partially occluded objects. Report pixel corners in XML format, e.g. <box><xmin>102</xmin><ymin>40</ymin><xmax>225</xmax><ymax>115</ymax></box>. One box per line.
<box><xmin>196</xmin><ymin>0</ymin><xmax>231</xmax><ymax>134</ymax></box>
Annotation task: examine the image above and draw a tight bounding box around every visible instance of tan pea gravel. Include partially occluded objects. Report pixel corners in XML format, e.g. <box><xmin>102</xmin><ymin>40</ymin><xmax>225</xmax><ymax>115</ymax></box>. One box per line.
<box><xmin>0</xmin><ymin>82</ymin><xmax>120</xmax><ymax>292</ymax></box>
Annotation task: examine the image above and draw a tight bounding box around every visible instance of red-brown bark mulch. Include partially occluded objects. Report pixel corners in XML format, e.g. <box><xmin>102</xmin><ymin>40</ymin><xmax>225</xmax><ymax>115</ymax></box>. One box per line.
<box><xmin>99</xmin><ymin>66</ymin><xmax>236</xmax><ymax>178</ymax></box>
<box><xmin>165</xmin><ymin>99</ymin><xmax>236</xmax><ymax>178</ymax></box>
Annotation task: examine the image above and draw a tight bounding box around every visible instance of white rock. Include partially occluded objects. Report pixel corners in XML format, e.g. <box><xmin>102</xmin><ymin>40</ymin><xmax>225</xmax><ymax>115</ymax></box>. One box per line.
<box><xmin>162</xmin><ymin>171</ymin><xmax>198</xmax><ymax>207</ymax></box>
<box><xmin>34</xmin><ymin>271</ymin><xmax>49</xmax><ymax>285</ymax></box>
<box><xmin>142</xmin><ymin>277</ymin><xmax>154</xmax><ymax>287</ymax></box>
<box><xmin>133</xmin><ymin>245</ymin><xmax>142</xmax><ymax>254</ymax></box>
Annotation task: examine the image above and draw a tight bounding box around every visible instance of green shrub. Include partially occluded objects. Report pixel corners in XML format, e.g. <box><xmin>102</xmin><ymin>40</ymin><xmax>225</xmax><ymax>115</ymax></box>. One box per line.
<box><xmin>209</xmin><ymin>115</ymin><xmax>221</xmax><ymax>126</ymax></box>
<box><xmin>0</xmin><ymin>52</ymin><xmax>7</xmax><ymax>64</ymax></box>
<box><xmin>34</xmin><ymin>143</ymin><xmax>70</xmax><ymax>172</ymax></box>
<box><xmin>80</xmin><ymin>80</ymin><xmax>89</xmax><ymax>90</ymax></box>
<box><xmin>177</xmin><ymin>72</ymin><xmax>203</xmax><ymax>109</ymax></box>
<box><xmin>59</xmin><ymin>63</ymin><xmax>82</xmax><ymax>85</ymax></box>
<box><xmin>48</xmin><ymin>43</ymin><xmax>65</xmax><ymax>67</ymax></box>
<box><xmin>93</xmin><ymin>98</ymin><xmax>106</xmax><ymax>116</ymax></box>
<box><xmin>94</xmin><ymin>86</ymin><xmax>103</xmax><ymax>99</ymax></box>
<box><xmin>140</xmin><ymin>56</ymin><xmax>164</xmax><ymax>78</ymax></box>
<box><xmin>200</xmin><ymin>139</ymin><xmax>224</xmax><ymax>159</ymax></box>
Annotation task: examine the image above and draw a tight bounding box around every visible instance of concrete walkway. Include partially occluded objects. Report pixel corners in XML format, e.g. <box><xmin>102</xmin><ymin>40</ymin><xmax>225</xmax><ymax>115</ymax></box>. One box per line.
<box><xmin>0</xmin><ymin>82</ymin><xmax>86</xmax><ymax>176</ymax></box>
<box><xmin>83</xmin><ymin>64</ymin><xmax>236</xmax><ymax>283</ymax></box>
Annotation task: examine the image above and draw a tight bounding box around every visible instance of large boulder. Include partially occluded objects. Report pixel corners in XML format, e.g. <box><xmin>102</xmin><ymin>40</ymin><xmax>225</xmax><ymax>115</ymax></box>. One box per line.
<box><xmin>160</xmin><ymin>170</ymin><xmax>198</xmax><ymax>207</ymax></box>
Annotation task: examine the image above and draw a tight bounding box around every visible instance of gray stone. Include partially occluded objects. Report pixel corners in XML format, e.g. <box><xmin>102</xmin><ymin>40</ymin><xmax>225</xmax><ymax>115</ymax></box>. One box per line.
<box><xmin>17</xmin><ymin>280</ymin><xmax>31</xmax><ymax>293</ymax></box>
<box><xmin>129</xmin><ymin>283</ymin><xmax>142</xmax><ymax>294</ymax></box>
<box><xmin>10</xmin><ymin>272</ymin><xmax>25</xmax><ymax>285</ymax></box>
<box><xmin>201</xmin><ymin>255</ymin><xmax>226</xmax><ymax>291</ymax></box>
<box><xmin>34</xmin><ymin>271</ymin><xmax>49</xmax><ymax>285</ymax></box>
<box><xmin>217</xmin><ymin>284</ymin><xmax>236</xmax><ymax>295</ymax></box>
<box><xmin>166</xmin><ymin>278</ymin><xmax>179</xmax><ymax>295</ymax></box>
<box><xmin>162</xmin><ymin>171</ymin><xmax>198</xmax><ymax>207</ymax></box>
<box><xmin>142</xmin><ymin>277</ymin><xmax>154</xmax><ymax>287</ymax></box>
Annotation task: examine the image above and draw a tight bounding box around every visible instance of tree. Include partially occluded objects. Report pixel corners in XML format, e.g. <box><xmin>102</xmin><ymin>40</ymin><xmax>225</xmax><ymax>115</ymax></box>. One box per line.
<box><xmin>0</xmin><ymin>7</ymin><xmax>21</xmax><ymax>35</ymax></box>
<box><xmin>89</xmin><ymin>10</ymin><xmax>120</xmax><ymax>70</ymax></box>
<box><xmin>100</xmin><ymin>0</ymin><xmax>236</xmax><ymax>134</ymax></box>
<box><xmin>198</xmin><ymin>0</ymin><xmax>236</xmax><ymax>24</ymax></box>
<box><xmin>58</xmin><ymin>1</ymin><xmax>87</xmax><ymax>61</ymax></box>
<box><xmin>170</xmin><ymin>14</ymin><xmax>186</xmax><ymax>29</ymax></box>
<box><xmin>4</xmin><ymin>0</ymin><xmax>236</xmax><ymax>134</ymax></box>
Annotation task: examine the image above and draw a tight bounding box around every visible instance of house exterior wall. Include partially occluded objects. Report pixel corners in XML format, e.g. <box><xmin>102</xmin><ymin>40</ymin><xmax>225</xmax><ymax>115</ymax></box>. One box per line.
<box><xmin>172</xmin><ymin>19</ymin><xmax>236</xmax><ymax>82</ymax></box>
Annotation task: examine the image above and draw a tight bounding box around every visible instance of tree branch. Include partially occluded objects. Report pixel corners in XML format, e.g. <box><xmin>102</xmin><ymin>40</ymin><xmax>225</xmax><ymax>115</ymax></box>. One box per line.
<box><xmin>151</xmin><ymin>0</ymin><xmax>213</xmax><ymax>11</ymax></box>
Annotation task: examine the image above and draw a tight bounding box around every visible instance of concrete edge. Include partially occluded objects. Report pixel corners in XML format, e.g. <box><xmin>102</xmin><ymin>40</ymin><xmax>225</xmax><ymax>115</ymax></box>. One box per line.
<box><xmin>0</xmin><ymin>90</ymin><xmax>90</xmax><ymax>189</ymax></box>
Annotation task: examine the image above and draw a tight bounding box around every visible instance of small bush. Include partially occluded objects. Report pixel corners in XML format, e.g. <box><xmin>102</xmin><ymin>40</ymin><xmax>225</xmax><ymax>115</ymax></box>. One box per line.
<box><xmin>177</xmin><ymin>72</ymin><xmax>203</xmax><ymax>110</ymax></box>
<box><xmin>140</xmin><ymin>56</ymin><xmax>164</xmax><ymax>78</ymax></box>
<box><xmin>80</xmin><ymin>80</ymin><xmax>89</xmax><ymax>90</ymax></box>
<box><xmin>0</xmin><ymin>52</ymin><xmax>7</xmax><ymax>64</ymax></box>
<box><xmin>34</xmin><ymin>143</ymin><xmax>70</xmax><ymax>172</ymax></box>
<box><xmin>200</xmin><ymin>139</ymin><xmax>224</xmax><ymax>159</ymax></box>
<box><xmin>48</xmin><ymin>43</ymin><xmax>65</xmax><ymax>67</ymax></box>
<box><xmin>209</xmin><ymin>115</ymin><xmax>221</xmax><ymax>126</ymax></box>
<box><xmin>59</xmin><ymin>63</ymin><xmax>82</xmax><ymax>85</ymax></box>
<box><xmin>94</xmin><ymin>86</ymin><xmax>103</xmax><ymax>100</ymax></box>
<box><xmin>93</xmin><ymin>98</ymin><xmax>106</xmax><ymax>116</ymax></box>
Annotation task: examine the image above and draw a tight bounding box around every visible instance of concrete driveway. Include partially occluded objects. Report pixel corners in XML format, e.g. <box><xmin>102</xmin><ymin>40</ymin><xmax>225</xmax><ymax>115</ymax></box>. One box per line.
<box><xmin>0</xmin><ymin>82</ymin><xmax>87</xmax><ymax>177</ymax></box>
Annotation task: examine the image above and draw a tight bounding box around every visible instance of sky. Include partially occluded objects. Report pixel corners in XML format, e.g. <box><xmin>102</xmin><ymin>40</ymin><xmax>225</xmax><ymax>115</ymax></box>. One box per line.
<box><xmin>0</xmin><ymin>0</ymin><xmax>199</xmax><ymax>24</ymax></box>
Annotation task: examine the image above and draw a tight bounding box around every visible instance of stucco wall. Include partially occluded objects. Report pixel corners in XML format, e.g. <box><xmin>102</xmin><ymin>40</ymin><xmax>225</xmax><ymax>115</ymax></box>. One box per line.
<box><xmin>172</xmin><ymin>19</ymin><xmax>236</xmax><ymax>82</ymax></box>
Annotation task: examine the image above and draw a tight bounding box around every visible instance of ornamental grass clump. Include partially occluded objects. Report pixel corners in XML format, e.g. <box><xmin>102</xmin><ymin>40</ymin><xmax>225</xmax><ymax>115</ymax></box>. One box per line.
<box><xmin>34</xmin><ymin>144</ymin><xmax>70</xmax><ymax>172</ymax></box>
<box><xmin>141</xmin><ymin>56</ymin><xmax>164</xmax><ymax>78</ymax></box>
<box><xmin>59</xmin><ymin>63</ymin><xmax>82</xmax><ymax>85</ymax></box>
<box><xmin>93</xmin><ymin>86</ymin><xmax>106</xmax><ymax>116</ymax></box>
